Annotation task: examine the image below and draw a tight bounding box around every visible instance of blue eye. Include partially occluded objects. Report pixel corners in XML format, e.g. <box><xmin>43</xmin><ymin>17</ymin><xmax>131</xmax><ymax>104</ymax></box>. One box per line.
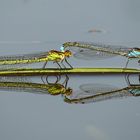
<box><xmin>128</xmin><ymin>52</ymin><xmax>133</xmax><ymax>57</ymax></box>
<box><xmin>133</xmin><ymin>50</ymin><xmax>140</xmax><ymax>55</ymax></box>
<box><xmin>128</xmin><ymin>50</ymin><xmax>140</xmax><ymax>57</ymax></box>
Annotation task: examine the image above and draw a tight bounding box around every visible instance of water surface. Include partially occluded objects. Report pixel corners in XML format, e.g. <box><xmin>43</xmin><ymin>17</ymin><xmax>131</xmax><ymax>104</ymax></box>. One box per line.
<box><xmin>0</xmin><ymin>0</ymin><xmax>140</xmax><ymax>140</ymax></box>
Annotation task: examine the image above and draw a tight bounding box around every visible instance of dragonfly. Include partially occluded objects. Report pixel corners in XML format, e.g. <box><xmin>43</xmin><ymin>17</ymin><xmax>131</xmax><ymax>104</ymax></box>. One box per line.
<box><xmin>63</xmin><ymin>74</ymin><xmax>140</xmax><ymax>104</ymax></box>
<box><xmin>0</xmin><ymin>75</ymin><xmax>72</xmax><ymax>96</ymax></box>
<box><xmin>61</xmin><ymin>41</ymin><xmax>140</xmax><ymax>68</ymax></box>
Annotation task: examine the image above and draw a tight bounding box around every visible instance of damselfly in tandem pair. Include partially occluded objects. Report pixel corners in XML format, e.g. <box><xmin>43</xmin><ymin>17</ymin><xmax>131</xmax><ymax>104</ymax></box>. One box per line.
<box><xmin>64</xmin><ymin>77</ymin><xmax>140</xmax><ymax>104</ymax></box>
<box><xmin>61</xmin><ymin>41</ymin><xmax>140</xmax><ymax>68</ymax></box>
<box><xmin>63</xmin><ymin>73</ymin><xmax>140</xmax><ymax>104</ymax></box>
<box><xmin>0</xmin><ymin>75</ymin><xmax>72</xmax><ymax>96</ymax></box>
<box><xmin>0</xmin><ymin>46</ymin><xmax>73</xmax><ymax>69</ymax></box>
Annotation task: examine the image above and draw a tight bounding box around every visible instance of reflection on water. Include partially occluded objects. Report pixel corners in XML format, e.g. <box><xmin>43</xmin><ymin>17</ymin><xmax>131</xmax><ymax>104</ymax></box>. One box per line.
<box><xmin>0</xmin><ymin>75</ymin><xmax>72</xmax><ymax>96</ymax></box>
<box><xmin>0</xmin><ymin>0</ymin><xmax>140</xmax><ymax>139</ymax></box>
<box><xmin>65</xmin><ymin>82</ymin><xmax>140</xmax><ymax>104</ymax></box>
<box><xmin>0</xmin><ymin>74</ymin><xmax>139</xmax><ymax>104</ymax></box>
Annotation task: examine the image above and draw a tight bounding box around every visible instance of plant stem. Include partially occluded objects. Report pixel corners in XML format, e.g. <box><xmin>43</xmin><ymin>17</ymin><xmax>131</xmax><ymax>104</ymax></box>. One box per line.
<box><xmin>0</xmin><ymin>68</ymin><xmax>139</xmax><ymax>76</ymax></box>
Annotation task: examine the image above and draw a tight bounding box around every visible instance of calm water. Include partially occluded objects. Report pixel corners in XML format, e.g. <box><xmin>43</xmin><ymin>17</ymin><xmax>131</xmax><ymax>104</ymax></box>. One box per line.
<box><xmin>0</xmin><ymin>0</ymin><xmax>140</xmax><ymax>140</ymax></box>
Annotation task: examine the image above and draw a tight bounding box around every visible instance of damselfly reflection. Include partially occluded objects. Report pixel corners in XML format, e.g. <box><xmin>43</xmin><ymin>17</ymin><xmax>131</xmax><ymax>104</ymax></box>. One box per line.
<box><xmin>64</xmin><ymin>74</ymin><xmax>140</xmax><ymax>104</ymax></box>
<box><xmin>0</xmin><ymin>75</ymin><xmax>72</xmax><ymax>96</ymax></box>
<box><xmin>62</xmin><ymin>42</ymin><xmax>140</xmax><ymax>68</ymax></box>
<box><xmin>0</xmin><ymin>74</ymin><xmax>140</xmax><ymax>104</ymax></box>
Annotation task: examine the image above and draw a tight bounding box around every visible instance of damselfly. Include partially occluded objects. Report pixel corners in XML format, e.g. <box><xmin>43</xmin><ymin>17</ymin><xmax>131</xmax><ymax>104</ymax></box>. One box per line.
<box><xmin>62</xmin><ymin>41</ymin><xmax>140</xmax><ymax>67</ymax></box>
<box><xmin>0</xmin><ymin>75</ymin><xmax>72</xmax><ymax>96</ymax></box>
<box><xmin>0</xmin><ymin>49</ymin><xmax>72</xmax><ymax>69</ymax></box>
<box><xmin>64</xmin><ymin>84</ymin><xmax>140</xmax><ymax>104</ymax></box>
<box><xmin>0</xmin><ymin>41</ymin><xmax>73</xmax><ymax>69</ymax></box>
<box><xmin>63</xmin><ymin>74</ymin><xmax>140</xmax><ymax>104</ymax></box>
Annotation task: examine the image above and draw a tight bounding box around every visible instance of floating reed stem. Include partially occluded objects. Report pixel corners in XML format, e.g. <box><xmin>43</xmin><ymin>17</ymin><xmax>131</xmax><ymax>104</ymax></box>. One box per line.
<box><xmin>0</xmin><ymin>68</ymin><xmax>139</xmax><ymax>76</ymax></box>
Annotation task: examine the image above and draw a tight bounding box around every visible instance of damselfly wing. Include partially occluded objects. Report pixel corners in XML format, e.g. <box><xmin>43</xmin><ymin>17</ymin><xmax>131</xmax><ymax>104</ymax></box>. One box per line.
<box><xmin>63</xmin><ymin>41</ymin><xmax>135</xmax><ymax>60</ymax></box>
<box><xmin>64</xmin><ymin>83</ymin><xmax>139</xmax><ymax>104</ymax></box>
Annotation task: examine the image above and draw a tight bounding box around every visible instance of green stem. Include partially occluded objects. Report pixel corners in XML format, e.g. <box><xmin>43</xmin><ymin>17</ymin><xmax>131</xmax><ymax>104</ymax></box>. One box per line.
<box><xmin>0</xmin><ymin>68</ymin><xmax>140</xmax><ymax>76</ymax></box>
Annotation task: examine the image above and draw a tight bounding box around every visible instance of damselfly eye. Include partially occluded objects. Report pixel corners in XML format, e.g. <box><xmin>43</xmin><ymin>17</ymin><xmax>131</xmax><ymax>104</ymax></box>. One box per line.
<box><xmin>65</xmin><ymin>88</ymin><xmax>72</xmax><ymax>96</ymax></box>
<box><xmin>134</xmin><ymin>48</ymin><xmax>140</xmax><ymax>51</ymax></box>
<box><xmin>65</xmin><ymin>50</ymin><xmax>72</xmax><ymax>57</ymax></box>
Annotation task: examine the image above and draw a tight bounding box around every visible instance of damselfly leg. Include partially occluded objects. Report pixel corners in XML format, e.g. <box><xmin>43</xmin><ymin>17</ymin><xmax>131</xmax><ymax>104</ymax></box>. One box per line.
<box><xmin>60</xmin><ymin>59</ymin><xmax>72</xmax><ymax>85</ymax></box>
<box><xmin>125</xmin><ymin>73</ymin><xmax>131</xmax><ymax>86</ymax></box>
<box><xmin>125</xmin><ymin>73</ymin><xmax>140</xmax><ymax>87</ymax></box>
<box><xmin>62</xmin><ymin>74</ymin><xmax>69</xmax><ymax>88</ymax></box>
<box><xmin>42</xmin><ymin>61</ymin><xmax>48</xmax><ymax>69</ymax></box>
<box><xmin>41</xmin><ymin>60</ymin><xmax>62</xmax><ymax>84</ymax></box>
<box><xmin>125</xmin><ymin>58</ymin><xmax>130</xmax><ymax>69</ymax></box>
<box><xmin>64</xmin><ymin>58</ymin><xmax>73</xmax><ymax>69</ymax></box>
<box><xmin>122</xmin><ymin>58</ymin><xmax>130</xmax><ymax>72</ymax></box>
<box><xmin>45</xmin><ymin>75</ymin><xmax>59</xmax><ymax>84</ymax></box>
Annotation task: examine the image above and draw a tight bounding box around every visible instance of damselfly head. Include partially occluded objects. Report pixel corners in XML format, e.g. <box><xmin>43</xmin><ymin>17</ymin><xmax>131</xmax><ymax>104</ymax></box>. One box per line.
<box><xmin>129</xmin><ymin>88</ymin><xmax>140</xmax><ymax>96</ymax></box>
<box><xmin>63</xmin><ymin>96</ymin><xmax>72</xmax><ymax>103</ymax></box>
<box><xmin>128</xmin><ymin>48</ymin><xmax>140</xmax><ymax>58</ymax></box>
<box><xmin>64</xmin><ymin>50</ymin><xmax>72</xmax><ymax>57</ymax></box>
<box><xmin>133</xmin><ymin>48</ymin><xmax>140</xmax><ymax>52</ymax></box>
<box><xmin>65</xmin><ymin>88</ymin><xmax>72</xmax><ymax>96</ymax></box>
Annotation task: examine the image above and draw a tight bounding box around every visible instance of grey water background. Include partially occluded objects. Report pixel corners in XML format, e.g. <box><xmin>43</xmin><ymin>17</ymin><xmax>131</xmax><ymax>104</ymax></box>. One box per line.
<box><xmin>0</xmin><ymin>0</ymin><xmax>140</xmax><ymax>140</ymax></box>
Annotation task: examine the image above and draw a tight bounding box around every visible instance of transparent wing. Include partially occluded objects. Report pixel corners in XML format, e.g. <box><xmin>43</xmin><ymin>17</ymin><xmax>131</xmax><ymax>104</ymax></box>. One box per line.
<box><xmin>64</xmin><ymin>42</ymin><xmax>132</xmax><ymax>60</ymax></box>
<box><xmin>73</xmin><ymin>48</ymin><xmax>116</xmax><ymax>60</ymax></box>
<box><xmin>0</xmin><ymin>41</ymin><xmax>61</xmax><ymax>69</ymax></box>
<box><xmin>0</xmin><ymin>51</ymin><xmax>49</xmax><ymax>69</ymax></box>
<box><xmin>0</xmin><ymin>51</ymin><xmax>48</xmax><ymax>61</ymax></box>
<box><xmin>70</xmin><ymin>83</ymin><xmax>118</xmax><ymax>99</ymax></box>
<box><xmin>0</xmin><ymin>81</ymin><xmax>50</xmax><ymax>95</ymax></box>
<box><xmin>3</xmin><ymin>51</ymin><xmax>48</xmax><ymax>59</ymax></box>
<box><xmin>65</xmin><ymin>83</ymin><xmax>133</xmax><ymax>104</ymax></box>
<box><xmin>80</xmin><ymin>83</ymin><xmax>118</xmax><ymax>94</ymax></box>
<box><xmin>0</xmin><ymin>76</ymin><xmax>32</xmax><ymax>83</ymax></box>
<box><xmin>0</xmin><ymin>74</ymin><xmax>67</xmax><ymax>96</ymax></box>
